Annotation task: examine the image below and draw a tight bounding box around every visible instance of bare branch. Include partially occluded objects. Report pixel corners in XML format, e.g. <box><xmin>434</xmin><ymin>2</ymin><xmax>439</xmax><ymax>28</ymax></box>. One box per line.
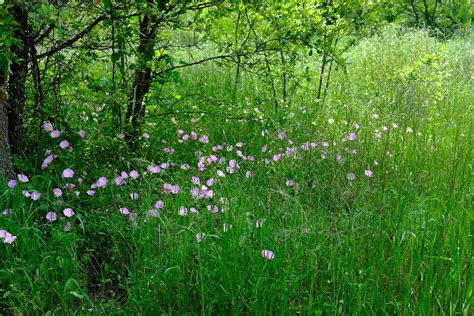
<box><xmin>37</xmin><ymin>14</ymin><xmax>107</xmax><ymax>59</ymax></box>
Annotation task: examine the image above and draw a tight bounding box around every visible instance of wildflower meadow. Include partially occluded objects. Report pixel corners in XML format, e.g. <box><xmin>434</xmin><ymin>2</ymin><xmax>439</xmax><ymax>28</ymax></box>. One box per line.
<box><xmin>0</xmin><ymin>1</ymin><xmax>473</xmax><ymax>314</ymax></box>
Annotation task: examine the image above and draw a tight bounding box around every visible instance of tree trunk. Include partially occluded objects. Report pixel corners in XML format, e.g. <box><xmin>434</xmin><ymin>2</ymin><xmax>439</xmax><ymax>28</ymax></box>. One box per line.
<box><xmin>7</xmin><ymin>4</ymin><xmax>29</xmax><ymax>157</ymax></box>
<box><xmin>125</xmin><ymin>12</ymin><xmax>158</xmax><ymax>136</ymax></box>
<box><xmin>0</xmin><ymin>75</ymin><xmax>14</xmax><ymax>181</ymax></box>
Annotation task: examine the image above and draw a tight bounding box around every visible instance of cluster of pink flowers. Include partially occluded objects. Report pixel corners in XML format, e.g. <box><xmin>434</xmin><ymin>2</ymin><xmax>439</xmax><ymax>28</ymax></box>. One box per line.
<box><xmin>3</xmin><ymin>113</ymin><xmax>403</xmax><ymax>253</ymax></box>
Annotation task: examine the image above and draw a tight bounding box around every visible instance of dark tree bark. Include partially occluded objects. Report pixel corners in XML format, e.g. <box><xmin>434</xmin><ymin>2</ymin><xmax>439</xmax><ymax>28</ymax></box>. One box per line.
<box><xmin>0</xmin><ymin>74</ymin><xmax>14</xmax><ymax>181</ymax></box>
<box><xmin>125</xmin><ymin>5</ymin><xmax>160</xmax><ymax>135</ymax></box>
<box><xmin>7</xmin><ymin>5</ymin><xmax>29</xmax><ymax>157</ymax></box>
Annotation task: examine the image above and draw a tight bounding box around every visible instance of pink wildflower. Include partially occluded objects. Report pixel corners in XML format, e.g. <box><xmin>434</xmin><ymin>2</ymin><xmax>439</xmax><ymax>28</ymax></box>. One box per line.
<box><xmin>59</xmin><ymin>140</ymin><xmax>70</xmax><ymax>149</ymax></box>
<box><xmin>7</xmin><ymin>180</ymin><xmax>17</xmax><ymax>189</ymax></box>
<box><xmin>261</xmin><ymin>250</ymin><xmax>275</xmax><ymax>260</ymax></box>
<box><xmin>62</xmin><ymin>169</ymin><xmax>74</xmax><ymax>179</ymax></box>
<box><xmin>119</xmin><ymin>208</ymin><xmax>129</xmax><ymax>215</ymax></box>
<box><xmin>46</xmin><ymin>212</ymin><xmax>57</xmax><ymax>221</ymax></box>
<box><xmin>347</xmin><ymin>132</ymin><xmax>357</xmax><ymax>141</ymax></box>
<box><xmin>63</xmin><ymin>208</ymin><xmax>74</xmax><ymax>217</ymax></box>
<box><xmin>17</xmin><ymin>174</ymin><xmax>29</xmax><ymax>183</ymax></box>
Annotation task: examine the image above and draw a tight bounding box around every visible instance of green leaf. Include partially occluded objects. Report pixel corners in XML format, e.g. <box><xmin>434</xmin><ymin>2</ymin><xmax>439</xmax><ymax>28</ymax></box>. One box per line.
<box><xmin>69</xmin><ymin>291</ymin><xmax>84</xmax><ymax>299</ymax></box>
<box><xmin>111</xmin><ymin>52</ymin><xmax>122</xmax><ymax>64</ymax></box>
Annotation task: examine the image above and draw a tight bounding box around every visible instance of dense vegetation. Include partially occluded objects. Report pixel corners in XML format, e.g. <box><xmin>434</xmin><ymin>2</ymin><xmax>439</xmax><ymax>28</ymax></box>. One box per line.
<box><xmin>0</xmin><ymin>1</ymin><xmax>473</xmax><ymax>314</ymax></box>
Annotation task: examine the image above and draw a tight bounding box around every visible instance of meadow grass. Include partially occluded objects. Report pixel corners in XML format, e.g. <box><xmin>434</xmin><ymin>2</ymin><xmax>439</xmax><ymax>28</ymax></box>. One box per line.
<box><xmin>0</xmin><ymin>28</ymin><xmax>473</xmax><ymax>314</ymax></box>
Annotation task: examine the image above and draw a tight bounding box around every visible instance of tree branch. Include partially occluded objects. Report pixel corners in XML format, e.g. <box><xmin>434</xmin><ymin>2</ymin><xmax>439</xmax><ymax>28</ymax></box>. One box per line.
<box><xmin>153</xmin><ymin>53</ymin><xmax>238</xmax><ymax>78</ymax></box>
<box><xmin>37</xmin><ymin>14</ymin><xmax>107</xmax><ymax>59</ymax></box>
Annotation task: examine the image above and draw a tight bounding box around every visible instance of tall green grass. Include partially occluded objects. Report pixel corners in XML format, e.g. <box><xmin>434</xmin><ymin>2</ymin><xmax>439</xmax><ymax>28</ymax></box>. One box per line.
<box><xmin>1</xmin><ymin>28</ymin><xmax>472</xmax><ymax>314</ymax></box>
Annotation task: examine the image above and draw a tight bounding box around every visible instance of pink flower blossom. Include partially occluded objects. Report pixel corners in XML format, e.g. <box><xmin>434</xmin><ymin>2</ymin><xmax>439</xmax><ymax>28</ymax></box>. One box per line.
<box><xmin>261</xmin><ymin>250</ymin><xmax>275</xmax><ymax>260</ymax></box>
<box><xmin>59</xmin><ymin>140</ymin><xmax>70</xmax><ymax>149</ymax></box>
<box><xmin>86</xmin><ymin>190</ymin><xmax>95</xmax><ymax>196</ymax></box>
<box><xmin>78</xmin><ymin>130</ymin><xmax>86</xmax><ymax>138</ymax></box>
<box><xmin>63</xmin><ymin>208</ymin><xmax>74</xmax><ymax>217</ymax></box>
<box><xmin>7</xmin><ymin>180</ymin><xmax>17</xmax><ymax>189</ymax></box>
<box><xmin>42</xmin><ymin>155</ymin><xmax>54</xmax><ymax>169</ymax></box>
<box><xmin>178</xmin><ymin>207</ymin><xmax>188</xmax><ymax>216</ymax></box>
<box><xmin>42</xmin><ymin>121</ymin><xmax>54</xmax><ymax>132</ymax></box>
<box><xmin>17</xmin><ymin>174</ymin><xmax>29</xmax><ymax>183</ymax></box>
<box><xmin>196</xmin><ymin>232</ymin><xmax>206</xmax><ymax>242</ymax></box>
<box><xmin>129</xmin><ymin>170</ymin><xmax>139</xmax><ymax>179</ymax></box>
<box><xmin>31</xmin><ymin>191</ymin><xmax>41</xmax><ymax>201</ymax></box>
<box><xmin>119</xmin><ymin>208</ymin><xmax>129</xmax><ymax>215</ymax></box>
<box><xmin>207</xmin><ymin>205</ymin><xmax>219</xmax><ymax>213</ymax></box>
<box><xmin>147</xmin><ymin>165</ymin><xmax>161</xmax><ymax>174</ymax></box>
<box><xmin>96</xmin><ymin>177</ymin><xmax>108</xmax><ymax>188</ymax></box>
<box><xmin>364</xmin><ymin>170</ymin><xmax>374</xmax><ymax>178</ymax></box>
<box><xmin>155</xmin><ymin>200</ymin><xmax>164</xmax><ymax>209</ymax></box>
<box><xmin>64</xmin><ymin>222</ymin><xmax>72</xmax><ymax>232</ymax></box>
<box><xmin>50</xmin><ymin>130</ymin><xmax>61</xmax><ymax>138</ymax></box>
<box><xmin>199</xmin><ymin>135</ymin><xmax>209</xmax><ymax>143</ymax></box>
<box><xmin>1</xmin><ymin>231</ymin><xmax>16</xmax><ymax>244</ymax></box>
<box><xmin>46</xmin><ymin>212</ymin><xmax>57</xmax><ymax>221</ymax></box>
<box><xmin>62</xmin><ymin>168</ymin><xmax>74</xmax><ymax>179</ymax></box>
<box><xmin>272</xmin><ymin>154</ymin><xmax>282</xmax><ymax>162</ymax></box>
<box><xmin>278</xmin><ymin>131</ymin><xmax>286</xmax><ymax>140</ymax></box>
<box><xmin>347</xmin><ymin>132</ymin><xmax>357</xmax><ymax>141</ymax></box>
<box><xmin>114</xmin><ymin>176</ymin><xmax>126</xmax><ymax>186</ymax></box>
